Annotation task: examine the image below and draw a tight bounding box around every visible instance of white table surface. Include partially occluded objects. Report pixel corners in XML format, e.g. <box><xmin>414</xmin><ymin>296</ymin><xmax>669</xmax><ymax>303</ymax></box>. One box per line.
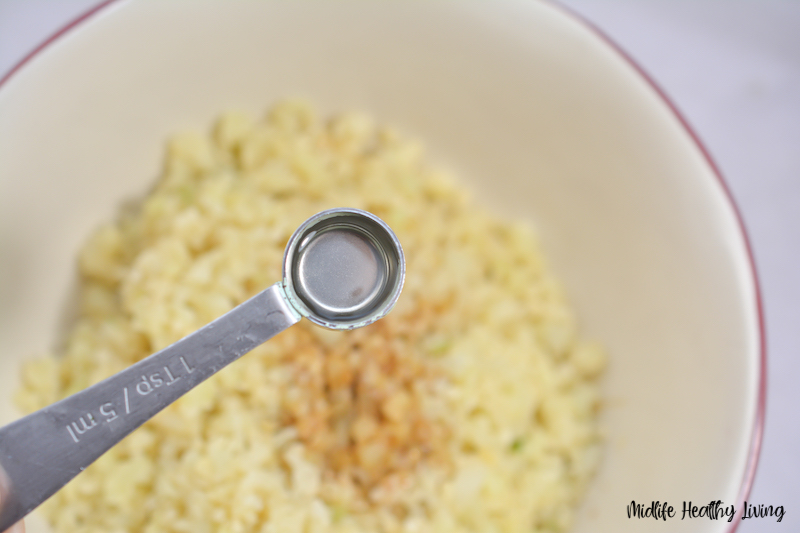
<box><xmin>1</xmin><ymin>1</ymin><xmax>798</xmax><ymax>530</ymax></box>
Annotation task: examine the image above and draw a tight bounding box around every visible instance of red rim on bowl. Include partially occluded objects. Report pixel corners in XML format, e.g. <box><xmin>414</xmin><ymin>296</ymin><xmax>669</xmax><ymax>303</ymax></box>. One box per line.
<box><xmin>548</xmin><ymin>3</ymin><xmax>766</xmax><ymax>531</ymax></box>
<box><xmin>0</xmin><ymin>2</ymin><xmax>766</xmax><ymax>532</ymax></box>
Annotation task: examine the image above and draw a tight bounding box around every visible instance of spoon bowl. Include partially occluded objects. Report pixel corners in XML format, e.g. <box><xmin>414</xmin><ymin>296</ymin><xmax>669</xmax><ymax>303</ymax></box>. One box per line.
<box><xmin>283</xmin><ymin>208</ymin><xmax>405</xmax><ymax>329</ymax></box>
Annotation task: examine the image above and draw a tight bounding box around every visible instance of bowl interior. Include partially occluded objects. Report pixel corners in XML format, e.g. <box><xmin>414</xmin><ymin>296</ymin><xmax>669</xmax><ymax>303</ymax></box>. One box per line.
<box><xmin>0</xmin><ymin>2</ymin><xmax>760</xmax><ymax>532</ymax></box>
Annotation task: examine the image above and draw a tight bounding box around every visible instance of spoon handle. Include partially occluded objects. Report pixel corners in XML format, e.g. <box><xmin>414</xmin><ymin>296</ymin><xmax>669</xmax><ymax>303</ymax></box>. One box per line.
<box><xmin>0</xmin><ymin>283</ymin><xmax>300</xmax><ymax>530</ymax></box>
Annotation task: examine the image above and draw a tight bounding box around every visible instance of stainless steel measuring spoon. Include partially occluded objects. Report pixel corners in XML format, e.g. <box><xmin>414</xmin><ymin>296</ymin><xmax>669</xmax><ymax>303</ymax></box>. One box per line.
<box><xmin>0</xmin><ymin>207</ymin><xmax>405</xmax><ymax>530</ymax></box>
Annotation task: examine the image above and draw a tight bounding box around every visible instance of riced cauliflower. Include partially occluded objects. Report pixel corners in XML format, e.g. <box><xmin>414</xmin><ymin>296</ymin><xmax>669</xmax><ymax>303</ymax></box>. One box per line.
<box><xmin>16</xmin><ymin>100</ymin><xmax>605</xmax><ymax>533</ymax></box>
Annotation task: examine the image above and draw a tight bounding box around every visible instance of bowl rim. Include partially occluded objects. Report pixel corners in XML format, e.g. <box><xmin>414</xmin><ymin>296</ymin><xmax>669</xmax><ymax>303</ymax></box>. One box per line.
<box><xmin>547</xmin><ymin>4</ymin><xmax>767</xmax><ymax>530</ymax></box>
<box><xmin>0</xmin><ymin>1</ymin><xmax>766</xmax><ymax>531</ymax></box>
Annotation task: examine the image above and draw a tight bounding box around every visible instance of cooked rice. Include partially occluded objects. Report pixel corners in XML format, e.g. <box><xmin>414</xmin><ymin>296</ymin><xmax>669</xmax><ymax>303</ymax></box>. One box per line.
<box><xmin>16</xmin><ymin>100</ymin><xmax>605</xmax><ymax>533</ymax></box>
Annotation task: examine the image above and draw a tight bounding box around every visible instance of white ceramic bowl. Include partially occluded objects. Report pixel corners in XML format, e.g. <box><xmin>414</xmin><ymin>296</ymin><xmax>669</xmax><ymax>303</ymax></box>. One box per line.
<box><xmin>0</xmin><ymin>2</ymin><xmax>764</xmax><ymax>532</ymax></box>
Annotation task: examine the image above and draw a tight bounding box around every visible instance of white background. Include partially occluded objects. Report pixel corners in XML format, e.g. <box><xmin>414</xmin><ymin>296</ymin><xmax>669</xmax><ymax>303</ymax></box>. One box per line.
<box><xmin>1</xmin><ymin>1</ymin><xmax>798</xmax><ymax>530</ymax></box>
